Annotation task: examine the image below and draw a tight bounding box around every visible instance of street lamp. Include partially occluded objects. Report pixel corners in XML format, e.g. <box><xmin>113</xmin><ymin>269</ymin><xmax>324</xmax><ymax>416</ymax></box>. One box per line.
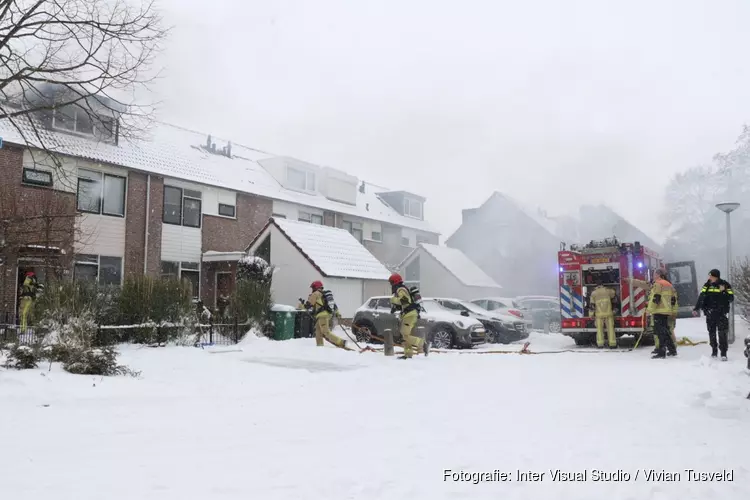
<box><xmin>716</xmin><ymin>202</ymin><xmax>740</xmax><ymax>344</ymax></box>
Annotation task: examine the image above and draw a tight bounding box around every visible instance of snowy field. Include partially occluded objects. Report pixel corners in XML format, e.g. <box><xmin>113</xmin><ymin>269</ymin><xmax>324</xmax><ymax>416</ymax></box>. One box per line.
<box><xmin>2</xmin><ymin>317</ymin><xmax>750</xmax><ymax>500</ymax></box>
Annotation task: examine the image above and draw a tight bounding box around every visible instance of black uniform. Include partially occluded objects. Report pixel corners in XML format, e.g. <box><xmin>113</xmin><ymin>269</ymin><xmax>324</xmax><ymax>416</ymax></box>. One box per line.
<box><xmin>693</xmin><ymin>276</ymin><xmax>734</xmax><ymax>357</ymax></box>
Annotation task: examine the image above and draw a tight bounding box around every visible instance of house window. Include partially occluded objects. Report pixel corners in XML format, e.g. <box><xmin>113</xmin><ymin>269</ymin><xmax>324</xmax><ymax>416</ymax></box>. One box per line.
<box><xmin>299</xmin><ymin>211</ymin><xmax>323</xmax><ymax>225</ymax></box>
<box><xmin>218</xmin><ymin>203</ymin><xmax>236</xmax><ymax>218</ymax></box>
<box><xmin>403</xmin><ymin>198</ymin><xmax>423</xmax><ymax>219</ymax></box>
<box><xmin>53</xmin><ymin>106</ymin><xmax>95</xmax><ymax>136</ymax></box>
<box><xmin>287</xmin><ymin>166</ymin><xmax>315</xmax><ymax>191</ymax></box>
<box><xmin>73</xmin><ymin>254</ymin><xmax>122</xmax><ymax>285</ymax></box>
<box><xmin>160</xmin><ymin>261</ymin><xmax>200</xmax><ymax>300</ymax></box>
<box><xmin>22</xmin><ymin>168</ymin><xmax>53</xmax><ymax>187</ymax></box>
<box><xmin>163</xmin><ymin>186</ymin><xmax>202</xmax><ymax>228</ymax></box>
<box><xmin>343</xmin><ymin>220</ymin><xmax>363</xmax><ymax>243</ymax></box>
<box><xmin>371</xmin><ymin>231</ymin><xmax>382</xmax><ymax>242</ymax></box>
<box><xmin>76</xmin><ymin>169</ymin><xmax>126</xmax><ymax>217</ymax></box>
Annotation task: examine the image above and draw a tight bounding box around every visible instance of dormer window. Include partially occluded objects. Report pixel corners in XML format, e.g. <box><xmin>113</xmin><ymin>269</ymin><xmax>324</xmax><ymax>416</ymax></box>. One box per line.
<box><xmin>53</xmin><ymin>105</ymin><xmax>94</xmax><ymax>135</ymax></box>
<box><xmin>403</xmin><ymin>197</ymin><xmax>423</xmax><ymax>219</ymax></box>
<box><xmin>287</xmin><ymin>166</ymin><xmax>315</xmax><ymax>192</ymax></box>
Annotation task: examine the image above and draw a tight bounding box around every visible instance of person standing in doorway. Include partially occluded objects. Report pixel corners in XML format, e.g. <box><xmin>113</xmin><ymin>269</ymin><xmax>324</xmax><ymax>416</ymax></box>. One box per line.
<box><xmin>693</xmin><ymin>269</ymin><xmax>734</xmax><ymax>360</ymax></box>
<box><xmin>19</xmin><ymin>271</ymin><xmax>40</xmax><ymax>332</ymax></box>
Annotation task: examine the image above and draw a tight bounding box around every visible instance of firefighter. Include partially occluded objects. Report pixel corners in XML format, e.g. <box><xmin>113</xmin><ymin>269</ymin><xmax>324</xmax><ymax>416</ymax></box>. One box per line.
<box><xmin>19</xmin><ymin>271</ymin><xmax>40</xmax><ymax>332</ymax></box>
<box><xmin>648</xmin><ymin>269</ymin><xmax>677</xmax><ymax>359</ymax></box>
<box><xmin>590</xmin><ymin>284</ymin><xmax>617</xmax><ymax>348</ymax></box>
<box><xmin>388</xmin><ymin>273</ymin><xmax>428</xmax><ymax>359</ymax></box>
<box><xmin>301</xmin><ymin>281</ymin><xmax>347</xmax><ymax>349</ymax></box>
<box><xmin>629</xmin><ymin>275</ymin><xmax>677</xmax><ymax>353</ymax></box>
<box><xmin>692</xmin><ymin>269</ymin><xmax>734</xmax><ymax>360</ymax></box>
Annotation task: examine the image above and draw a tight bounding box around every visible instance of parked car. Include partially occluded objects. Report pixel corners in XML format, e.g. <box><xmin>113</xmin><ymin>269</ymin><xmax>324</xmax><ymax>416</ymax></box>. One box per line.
<box><xmin>514</xmin><ymin>295</ymin><xmax>562</xmax><ymax>333</ymax></box>
<box><xmin>430</xmin><ymin>297</ymin><xmax>530</xmax><ymax>344</ymax></box>
<box><xmin>470</xmin><ymin>297</ymin><xmax>529</xmax><ymax>321</ymax></box>
<box><xmin>352</xmin><ymin>296</ymin><xmax>486</xmax><ymax>349</ymax></box>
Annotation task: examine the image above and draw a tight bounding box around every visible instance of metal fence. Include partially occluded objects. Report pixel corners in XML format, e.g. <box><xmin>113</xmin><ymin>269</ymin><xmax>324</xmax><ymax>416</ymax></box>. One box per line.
<box><xmin>0</xmin><ymin>312</ymin><xmax>248</xmax><ymax>347</ymax></box>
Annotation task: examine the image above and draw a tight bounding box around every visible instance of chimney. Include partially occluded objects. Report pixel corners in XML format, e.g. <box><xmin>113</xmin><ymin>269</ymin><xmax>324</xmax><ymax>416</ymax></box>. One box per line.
<box><xmin>206</xmin><ymin>134</ymin><xmax>212</xmax><ymax>148</ymax></box>
<box><xmin>211</xmin><ymin>142</ymin><xmax>216</xmax><ymax>152</ymax></box>
<box><xmin>359</xmin><ymin>181</ymin><xmax>365</xmax><ymax>193</ymax></box>
<box><xmin>227</xmin><ymin>141</ymin><xmax>232</xmax><ymax>158</ymax></box>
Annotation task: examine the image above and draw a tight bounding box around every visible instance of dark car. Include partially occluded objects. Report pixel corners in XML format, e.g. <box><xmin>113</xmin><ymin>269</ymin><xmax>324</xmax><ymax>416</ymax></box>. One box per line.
<box><xmin>352</xmin><ymin>296</ymin><xmax>486</xmax><ymax>349</ymax></box>
<box><xmin>430</xmin><ymin>297</ymin><xmax>530</xmax><ymax>344</ymax></box>
<box><xmin>514</xmin><ymin>296</ymin><xmax>562</xmax><ymax>333</ymax></box>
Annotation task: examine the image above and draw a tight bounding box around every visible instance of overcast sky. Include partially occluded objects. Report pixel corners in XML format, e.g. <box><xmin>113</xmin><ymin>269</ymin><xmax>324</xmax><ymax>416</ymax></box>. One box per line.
<box><xmin>151</xmin><ymin>0</ymin><xmax>750</xmax><ymax>243</ymax></box>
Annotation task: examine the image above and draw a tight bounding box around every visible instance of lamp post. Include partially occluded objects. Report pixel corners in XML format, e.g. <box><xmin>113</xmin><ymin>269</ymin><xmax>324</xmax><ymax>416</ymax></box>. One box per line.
<box><xmin>716</xmin><ymin>202</ymin><xmax>740</xmax><ymax>344</ymax></box>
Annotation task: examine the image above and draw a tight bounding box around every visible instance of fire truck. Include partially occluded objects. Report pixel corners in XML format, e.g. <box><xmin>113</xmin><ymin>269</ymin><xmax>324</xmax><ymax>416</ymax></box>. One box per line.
<box><xmin>557</xmin><ymin>237</ymin><xmax>697</xmax><ymax>346</ymax></box>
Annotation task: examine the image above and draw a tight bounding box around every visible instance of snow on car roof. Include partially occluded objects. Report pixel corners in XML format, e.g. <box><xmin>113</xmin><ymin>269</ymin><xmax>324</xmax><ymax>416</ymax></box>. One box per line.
<box><xmin>0</xmin><ymin>117</ymin><xmax>438</xmax><ymax>234</ymax></box>
<box><xmin>267</xmin><ymin>218</ymin><xmax>391</xmax><ymax>281</ymax></box>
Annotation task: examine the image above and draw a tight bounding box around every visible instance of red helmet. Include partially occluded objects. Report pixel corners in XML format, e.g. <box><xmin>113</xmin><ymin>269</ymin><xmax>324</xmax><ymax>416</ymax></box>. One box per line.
<box><xmin>388</xmin><ymin>273</ymin><xmax>403</xmax><ymax>285</ymax></box>
<box><xmin>310</xmin><ymin>280</ymin><xmax>323</xmax><ymax>289</ymax></box>
<box><xmin>25</xmin><ymin>271</ymin><xmax>35</xmax><ymax>277</ymax></box>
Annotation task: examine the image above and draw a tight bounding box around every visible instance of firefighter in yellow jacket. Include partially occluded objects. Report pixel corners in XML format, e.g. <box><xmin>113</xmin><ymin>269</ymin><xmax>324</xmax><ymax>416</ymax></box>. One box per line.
<box><xmin>590</xmin><ymin>284</ymin><xmax>617</xmax><ymax>348</ymax></box>
<box><xmin>19</xmin><ymin>271</ymin><xmax>40</xmax><ymax>332</ymax></box>
<box><xmin>388</xmin><ymin>273</ymin><xmax>428</xmax><ymax>359</ymax></box>
<box><xmin>300</xmin><ymin>281</ymin><xmax>347</xmax><ymax>349</ymax></box>
<box><xmin>630</xmin><ymin>276</ymin><xmax>678</xmax><ymax>353</ymax></box>
<box><xmin>647</xmin><ymin>269</ymin><xmax>678</xmax><ymax>358</ymax></box>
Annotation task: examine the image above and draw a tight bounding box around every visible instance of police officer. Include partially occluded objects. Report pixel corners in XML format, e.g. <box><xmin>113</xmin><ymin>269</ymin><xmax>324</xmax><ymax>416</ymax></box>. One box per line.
<box><xmin>590</xmin><ymin>284</ymin><xmax>617</xmax><ymax>348</ymax></box>
<box><xmin>301</xmin><ymin>281</ymin><xmax>347</xmax><ymax>349</ymax></box>
<box><xmin>692</xmin><ymin>269</ymin><xmax>734</xmax><ymax>360</ymax></box>
<box><xmin>648</xmin><ymin>269</ymin><xmax>678</xmax><ymax>359</ymax></box>
<box><xmin>388</xmin><ymin>273</ymin><xmax>428</xmax><ymax>359</ymax></box>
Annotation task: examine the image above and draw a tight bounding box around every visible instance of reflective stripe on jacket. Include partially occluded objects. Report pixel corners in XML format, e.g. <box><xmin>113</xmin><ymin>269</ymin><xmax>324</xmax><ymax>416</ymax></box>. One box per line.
<box><xmin>646</xmin><ymin>278</ymin><xmax>675</xmax><ymax>316</ymax></box>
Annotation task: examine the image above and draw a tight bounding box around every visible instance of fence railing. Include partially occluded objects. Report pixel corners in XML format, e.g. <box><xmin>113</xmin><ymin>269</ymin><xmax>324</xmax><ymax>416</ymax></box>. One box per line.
<box><xmin>0</xmin><ymin>312</ymin><xmax>248</xmax><ymax>347</ymax></box>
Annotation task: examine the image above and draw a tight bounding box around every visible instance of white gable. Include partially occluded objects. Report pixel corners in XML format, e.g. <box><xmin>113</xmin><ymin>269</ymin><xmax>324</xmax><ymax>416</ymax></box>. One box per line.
<box><xmin>273</xmin><ymin>218</ymin><xmax>390</xmax><ymax>281</ymax></box>
<box><xmin>418</xmin><ymin>243</ymin><xmax>501</xmax><ymax>289</ymax></box>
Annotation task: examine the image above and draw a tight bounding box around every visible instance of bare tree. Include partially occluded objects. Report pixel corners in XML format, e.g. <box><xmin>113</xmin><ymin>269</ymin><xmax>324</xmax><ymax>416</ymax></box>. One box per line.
<box><xmin>0</xmin><ymin>0</ymin><xmax>169</xmax><ymax>154</ymax></box>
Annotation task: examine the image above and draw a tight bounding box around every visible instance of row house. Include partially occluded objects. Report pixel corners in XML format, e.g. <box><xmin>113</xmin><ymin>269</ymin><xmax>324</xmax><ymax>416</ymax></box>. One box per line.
<box><xmin>0</xmin><ymin>86</ymin><xmax>439</xmax><ymax>318</ymax></box>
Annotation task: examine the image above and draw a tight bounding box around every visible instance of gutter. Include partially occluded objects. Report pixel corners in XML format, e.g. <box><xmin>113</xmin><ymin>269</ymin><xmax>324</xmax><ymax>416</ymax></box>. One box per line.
<box><xmin>143</xmin><ymin>174</ymin><xmax>151</xmax><ymax>274</ymax></box>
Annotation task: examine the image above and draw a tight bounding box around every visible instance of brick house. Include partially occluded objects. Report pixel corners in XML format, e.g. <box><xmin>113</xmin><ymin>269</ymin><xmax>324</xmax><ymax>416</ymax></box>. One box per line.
<box><xmin>0</xmin><ymin>91</ymin><xmax>439</xmax><ymax>319</ymax></box>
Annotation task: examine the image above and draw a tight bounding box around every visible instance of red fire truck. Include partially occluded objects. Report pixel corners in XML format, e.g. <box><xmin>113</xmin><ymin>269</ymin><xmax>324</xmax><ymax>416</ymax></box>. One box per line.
<box><xmin>557</xmin><ymin>238</ymin><xmax>668</xmax><ymax>346</ymax></box>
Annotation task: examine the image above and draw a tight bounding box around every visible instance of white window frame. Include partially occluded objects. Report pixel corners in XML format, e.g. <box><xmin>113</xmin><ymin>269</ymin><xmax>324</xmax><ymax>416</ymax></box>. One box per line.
<box><xmin>161</xmin><ymin>261</ymin><xmax>201</xmax><ymax>301</ymax></box>
<box><xmin>287</xmin><ymin>166</ymin><xmax>316</xmax><ymax>192</ymax></box>
<box><xmin>299</xmin><ymin>211</ymin><xmax>323</xmax><ymax>225</ymax></box>
<box><xmin>73</xmin><ymin>254</ymin><xmax>123</xmax><ymax>286</ymax></box>
<box><xmin>218</xmin><ymin>202</ymin><xmax>236</xmax><ymax>218</ymax></box>
<box><xmin>76</xmin><ymin>169</ymin><xmax>127</xmax><ymax>217</ymax></box>
<box><xmin>343</xmin><ymin>220</ymin><xmax>364</xmax><ymax>242</ymax></box>
<box><xmin>403</xmin><ymin>197</ymin><xmax>423</xmax><ymax>219</ymax></box>
<box><xmin>52</xmin><ymin>106</ymin><xmax>96</xmax><ymax>136</ymax></box>
<box><xmin>163</xmin><ymin>186</ymin><xmax>202</xmax><ymax>228</ymax></box>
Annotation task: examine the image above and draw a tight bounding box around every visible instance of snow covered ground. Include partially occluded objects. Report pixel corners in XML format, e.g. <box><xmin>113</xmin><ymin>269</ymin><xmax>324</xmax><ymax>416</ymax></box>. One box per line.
<box><xmin>2</xmin><ymin>317</ymin><xmax>750</xmax><ymax>500</ymax></box>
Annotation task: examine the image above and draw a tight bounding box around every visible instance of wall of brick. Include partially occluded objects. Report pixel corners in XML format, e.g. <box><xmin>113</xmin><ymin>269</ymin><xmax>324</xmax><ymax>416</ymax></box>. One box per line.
<box><xmin>123</xmin><ymin>172</ymin><xmax>164</xmax><ymax>278</ymax></box>
<box><xmin>0</xmin><ymin>145</ymin><xmax>76</xmax><ymax>316</ymax></box>
<box><xmin>200</xmin><ymin>193</ymin><xmax>272</xmax><ymax>304</ymax></box>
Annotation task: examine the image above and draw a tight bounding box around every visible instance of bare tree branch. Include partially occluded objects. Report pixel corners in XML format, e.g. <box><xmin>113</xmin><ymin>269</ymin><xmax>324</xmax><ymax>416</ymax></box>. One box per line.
<box><xmin>0</xmin><ymin>0</ymin><xmax>169</xmax><ymax>157</ymax></box>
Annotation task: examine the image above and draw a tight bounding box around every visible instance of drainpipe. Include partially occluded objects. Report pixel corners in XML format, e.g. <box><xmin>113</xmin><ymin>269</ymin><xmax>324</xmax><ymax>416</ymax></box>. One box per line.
<box><xmin>143</xmin><ymin>174</ymin><xmax>151</xmax><ymax>275</ymax></box>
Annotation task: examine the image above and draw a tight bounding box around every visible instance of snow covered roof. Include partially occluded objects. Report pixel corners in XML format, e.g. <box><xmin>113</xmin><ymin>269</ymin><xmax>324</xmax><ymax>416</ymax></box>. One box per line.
<box><xmin>0</xmin><ymin>116</ymin><xmax>437</xmax><ymax>234</ymax></box>
<box><xmin>250</xmin><ymin>217</ymin><xmax>391</xmax><ymax>281</ymax></box>
<box><xmin>401</xmin><ymin>243</ymin><xmax>502</xmax><ymax>289</ymax></box>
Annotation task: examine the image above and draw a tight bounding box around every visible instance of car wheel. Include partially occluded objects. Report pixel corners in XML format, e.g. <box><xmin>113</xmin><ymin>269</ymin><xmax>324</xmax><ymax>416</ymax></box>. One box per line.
<box><xmin>430</xmin><ymin>328</ymin><xmax>453</xmax><ymax>349</ymax></box>
<box><xmin>485</xmin><ymin>329</ymin><xmax>498</xmax><ymax>343</ymax></box>
<box><xmin>548</xmin><ymin>320</ymin><xmax>561</xmax><ymax>333</ymax></box>
<box><xmin>354</xmin><ymin>323</ymin><xmax>376</xmax><ymax>343</ymax></box>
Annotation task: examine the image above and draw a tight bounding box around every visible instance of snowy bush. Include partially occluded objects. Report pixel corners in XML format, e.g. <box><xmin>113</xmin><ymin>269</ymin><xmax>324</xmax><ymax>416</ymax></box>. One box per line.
<box><xmin>118</xmin><ymin>276</ymin><xmax>193</xmax><ymax>329</ymax></box>
<box><xmin>63</xmin><ymin>346</ymin><xmax>138</xmax><ymax>377</ymax></box>
<box><xmin>41</xmin><ymin>309</ymin><xmax>99</xmax><ymax>351</ymax></box>
<box><xmin>732</xmin><ymin>258</ymin><xmax>750</xmax><ymax>323</ymax></box>
<box><xmin>40</xmin><ymin>343</ymin><xmax>72</xmax><ymax>363</ymax></box>
<box><xmin>230</xmin><ymin>255</ymin><xmax>275</xmax><ymax>339</ymax></box>
<box><xmin>3</xmin><ymin>344</ymin><xmax>40</xmax><ymax>370</ymax></box>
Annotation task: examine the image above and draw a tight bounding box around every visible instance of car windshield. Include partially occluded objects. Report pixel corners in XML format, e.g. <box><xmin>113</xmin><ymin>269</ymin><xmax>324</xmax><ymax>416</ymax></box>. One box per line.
<box><xmin>422</xmin><ymin>299</ymin><xmax>449</xmax><ymax>313</ymax></box>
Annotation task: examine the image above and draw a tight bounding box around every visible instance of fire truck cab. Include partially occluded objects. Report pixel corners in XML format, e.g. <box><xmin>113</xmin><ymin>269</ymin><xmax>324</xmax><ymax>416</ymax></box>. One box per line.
<box><xmin>557</xmin><ymin>238</ymin><xmax>664</xmax><ymax>346</ymax></box>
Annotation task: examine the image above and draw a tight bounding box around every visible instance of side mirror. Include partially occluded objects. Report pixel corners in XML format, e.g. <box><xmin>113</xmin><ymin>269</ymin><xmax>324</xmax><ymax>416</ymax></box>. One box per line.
<box><xmin>460</xmin><ymin>310</ymin><xmax>470</xmax><ymax>317</ymax></box>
